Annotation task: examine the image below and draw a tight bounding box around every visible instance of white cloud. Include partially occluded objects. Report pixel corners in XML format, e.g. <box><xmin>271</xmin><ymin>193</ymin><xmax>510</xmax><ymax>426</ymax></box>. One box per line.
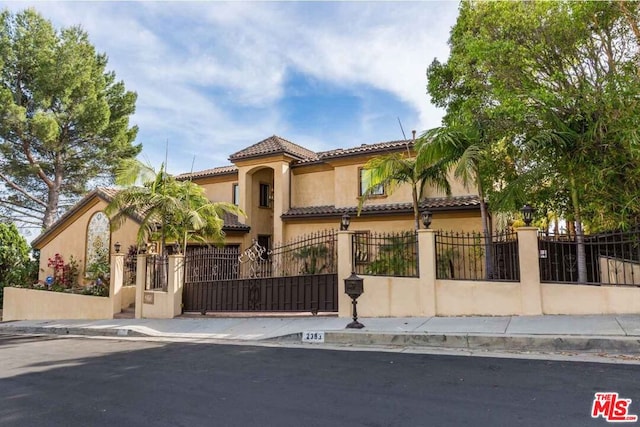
<box><xmin>3</xmin><ymin>1</ymin><xmax>459</xmax><ymax>174</ymax></box>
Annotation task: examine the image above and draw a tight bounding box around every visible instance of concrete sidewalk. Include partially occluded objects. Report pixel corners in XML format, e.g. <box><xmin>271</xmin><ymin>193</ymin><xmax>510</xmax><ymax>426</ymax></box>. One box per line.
<box><xmin>1</xmin><ymin>314</ymin><xmax>640</xmax><ymax>354</ymax></box>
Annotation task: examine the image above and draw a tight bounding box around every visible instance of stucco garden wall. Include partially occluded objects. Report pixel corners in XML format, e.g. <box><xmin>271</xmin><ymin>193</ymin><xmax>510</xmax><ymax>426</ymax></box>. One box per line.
<box><xmin>541</xmin><ymin>284</ymin><xmax>640</xmax><ymax>315</ymax></box>
<box><xmin>335</xmin><ymin>228</ymin><xmax>640</xmax><ymax>318</ymax></box>
<box><xmin>3</xmin><ymin>287</ymin><xmax>113</xmax><ymax>320</ymax></box>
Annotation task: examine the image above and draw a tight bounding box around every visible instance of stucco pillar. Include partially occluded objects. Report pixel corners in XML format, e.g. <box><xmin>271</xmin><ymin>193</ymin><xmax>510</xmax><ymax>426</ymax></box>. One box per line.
<box><xmin>167</xmin><ymin>255</ymin><xmax>185</xmax><ymax>318</ymax></box>
<box><xmin>109</xmin><ymin>253</ymin><xmax>125</xmax><ymax>316</ymax></box>
<box><xmin>337</xmin><ymin>230</ymin><xmax>355</xmax><ymax>317</ymax></box>
<box><xmin>135</xmin><ymin>254</ymin><xmax>147</xmax><ymax>319</ymax></box>
<box><xmin>272</xmin><ymin>162</ymin><xmax>290</xmax><ymax>245</ymax></box>
<box><xmin>417</xmin><ymin>229</ymin><xmax>437</xmax><ymax>317</ymax></box>
<box><xmin>238</xmin><ymin>168</ymin><xmax>249</xmax><ymax>225</ymax></box>
<box><xmin>516</xmin><ymin>227</ymin><xmax>543</xmax><ymax>315</ymax></box>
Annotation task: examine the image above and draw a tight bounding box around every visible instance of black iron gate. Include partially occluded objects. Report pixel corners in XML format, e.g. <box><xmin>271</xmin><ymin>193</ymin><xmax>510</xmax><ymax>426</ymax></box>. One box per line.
<box><xmin>183</xmin><ymin>230</ymin><xmax>339</xmax><ymax>313</ymax></box>
<box><xmin>183</xmin><ymin>274</ymin><xmax>338</xmax><ymax>312</ymax></box>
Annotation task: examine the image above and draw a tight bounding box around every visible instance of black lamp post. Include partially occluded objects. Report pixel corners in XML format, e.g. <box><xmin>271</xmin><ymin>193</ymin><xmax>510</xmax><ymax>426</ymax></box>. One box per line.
<box><xmin>421</xmin><ymin>209</ymin><xmax>433</xmax><ymax>229</ymax></box>
<box><xmin>340</xmin><ymin>212</ymin><xmax>351</xmax><ymax>231</ymax></box>
<box><xmin>521</xmin><ymin>204</ymin><xmax>534</xmax><ymax>227</ymax></box>
<box><xmin>114</xmin><ymin>241</ymin><xmax>121</xmax><ymax>253</ymax></box>
<box><xmin>344</xmin><ymin>272</ymin><xmax>364</xmax><ymax>329</ymax></box>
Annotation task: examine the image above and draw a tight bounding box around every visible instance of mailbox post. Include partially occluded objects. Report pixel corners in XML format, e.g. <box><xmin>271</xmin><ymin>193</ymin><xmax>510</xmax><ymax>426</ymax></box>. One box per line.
<box><xmin>344</xmin><ymin>272</ymin><xmax>364</xmax><ymax>329</ymax></box>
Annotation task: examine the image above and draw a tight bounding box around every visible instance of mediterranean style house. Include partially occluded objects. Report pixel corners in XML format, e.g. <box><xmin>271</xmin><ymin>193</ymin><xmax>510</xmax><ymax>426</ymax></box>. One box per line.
<box><xmin>31</xmin><ymin>135</ymin><xmax>483</xmax><ymax>281</ymax></box>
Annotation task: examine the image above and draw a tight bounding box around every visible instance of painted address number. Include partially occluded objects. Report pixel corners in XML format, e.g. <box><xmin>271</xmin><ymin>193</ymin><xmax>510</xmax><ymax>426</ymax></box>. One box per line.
<box><xmin>302</xmin><ymin>331</ymin><xmax>325</xmax><ymax>343</ymax></box>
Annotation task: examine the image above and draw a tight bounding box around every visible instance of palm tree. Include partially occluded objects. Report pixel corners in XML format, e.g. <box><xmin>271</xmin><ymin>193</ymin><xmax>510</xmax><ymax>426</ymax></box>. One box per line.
<box><xmin>417</xmin><ymin>125</ymin><xmax>494</xmax><ymax>277</ymax></box>
<box><xmin>105</xmin><ymin>159</ymin><xmax>244</xmax><ymax>255</ymax></box>
<box><xmin>358</xmin><ymin>147</ymin><xmax>451</xmax><ymax>230</ymax></box>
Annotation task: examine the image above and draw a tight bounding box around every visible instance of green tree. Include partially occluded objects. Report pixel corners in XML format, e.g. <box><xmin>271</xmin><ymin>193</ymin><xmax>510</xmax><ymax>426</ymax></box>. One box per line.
<box><xmin>417</xmin><ymin>124</ymin><xmax>496</xmax><ymax>277</ymax></box>
<box><xmin>358</xmin><ymin>145</ymin><xmax>451</xmax><ymax>230</ymax></box>
<box><xmin>0</xmin><ymin>9</ymin><xmax>140</xmax><ymax>230</ymax></box>
<box><xmin>105</xmin><ymin>159</ymin><xmax>245</xmax><ymax>255</ymax></box>
<box><xmin>0</xmin><ymin>222</ymin><xmax>36</xmax><ymax>304</ymax></box>
<box><xmin>427</xmin><ymin>1</ymin><xmax>640</xmax><ymax>282</ymax></box>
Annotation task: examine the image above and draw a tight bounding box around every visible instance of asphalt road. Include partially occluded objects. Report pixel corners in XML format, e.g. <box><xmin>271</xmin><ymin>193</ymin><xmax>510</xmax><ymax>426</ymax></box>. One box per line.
<box><xmin>0</xmin><ymin>335</ymin><xmax>639</xmax><ymax>427</ymax></box>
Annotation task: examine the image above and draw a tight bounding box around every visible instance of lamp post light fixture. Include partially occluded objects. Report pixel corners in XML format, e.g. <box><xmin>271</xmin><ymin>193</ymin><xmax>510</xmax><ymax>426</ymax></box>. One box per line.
<box><xmin>521</xmin><ymin>204</ymin><xmax>534</xmax><ymax>227</ymax></box>
<box><xmin>114</xmin><ymin>241</ymin><xmax>121</xmax><ymax>253</ymax></box>
<box><xmin>420</xmin><ymin>209</ymin><xmax>433</xmax><ymax>229</ymax></box>
<box><xmin>344</xmin><ymin>272</ymin><xmax>364</xmax><ymax>329</ymax></box>
<box><xmin>340</xmin><ymin>212</ymin><xmax>351</xmax><ymax>231</ymax></box>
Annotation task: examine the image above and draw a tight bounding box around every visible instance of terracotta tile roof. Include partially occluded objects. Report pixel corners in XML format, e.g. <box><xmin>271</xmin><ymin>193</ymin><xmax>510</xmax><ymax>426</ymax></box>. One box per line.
<box><xmin>175</xmin><ymin>165</ymin><xmax>238</xmax><ymax>180</ymax></box>
<box><xmin>281</xmin><ymin>195</ymin><xmax>481</xmax><ymax>219</ymax></box>
<box><xmin>221</xmin><ymin>212</ymin><xmax>250</xmax><ymax>232</ymax></box>
<box><xmin>311</xmin><ymin>139</ymin><xmax>414</xmax><ymax>162</ymax></box>
<box><xmin>229</xmin><ymin>135</ymin><xmax>318</xmax><ymax>162</ymax></box>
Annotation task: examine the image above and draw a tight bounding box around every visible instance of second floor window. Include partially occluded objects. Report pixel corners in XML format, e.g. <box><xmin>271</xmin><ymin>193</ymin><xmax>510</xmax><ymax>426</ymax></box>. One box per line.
<box><xmin>359</xmin><ymin>168</ymin><xmax>384</xmax><ymax>197</ymax></box>
<box><xmin>259</xmin><ymin>183</ymin><xmax>270</xmax><ymax>207</ymax></box>
<box><xmin>232</xmin><ymin>183</ymin><xmax>239</xmax><ymax>206</ymax></box>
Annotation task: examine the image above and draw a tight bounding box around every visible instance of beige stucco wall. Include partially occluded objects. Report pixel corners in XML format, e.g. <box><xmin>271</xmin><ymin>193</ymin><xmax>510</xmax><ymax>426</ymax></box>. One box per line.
<box><xmin>344</xmin><ymin>276</ymin><xmax>428</xmax><ymax>317</ymax></box>
<box><xmin>292</xmin><ymin>169</ymin><xmax>335</xmax><ymax>207</ymax></box>
<box><xmin>198</xmin><ymin>179</ymin><xmax>237</xmax><ymax>204</ymax></box>
<box><xmin>282</xmin><ymin>211</ymin><xmax>482</xmax><ymax>245</ymax></box>
<box><xmin>2</xmin><ymin>287</ymin><xmax>113</xmax><ymax>320</ymax></box>
<box><xmin>435</xmin><ymin>280</ymin><xmax>523</xmax><ymax>316</ymax></box>
<box><xmin>121</xmin><ymin>285</ymin><xmax>136</xmax><ymax>309</ymax></box>
<box><xmin>36</xmin><ymin>198</ymin><xmax>140</xmax><ymax>283</ymax></box>
<box><xmin>249</xmin><ymin>167</ymin><xmax>274</xmax><ymax>239</ymax></box>
<box><xmin>541</xmin><ymin>283</ymin><xmax>640</xmax><ymax>315</ymax></box>
<box><xmin>140</xmin><ymin>290</ymin><xmax>173</xmax><ymax>319</ymax></box>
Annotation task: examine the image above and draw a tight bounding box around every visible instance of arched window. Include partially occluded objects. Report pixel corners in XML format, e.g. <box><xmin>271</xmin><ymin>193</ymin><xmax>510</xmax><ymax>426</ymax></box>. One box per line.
<box><xmin>86</xmin><ymin>211</ymin><xmax>110</xmax><ymax>276</ymax></box>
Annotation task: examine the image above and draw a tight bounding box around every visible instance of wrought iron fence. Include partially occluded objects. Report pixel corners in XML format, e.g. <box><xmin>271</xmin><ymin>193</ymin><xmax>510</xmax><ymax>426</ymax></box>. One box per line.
<box><xmin>435</xmin><ymin>230</ymin><xmax>519</xmax><ymax>282</ymax></box>
<box><xmin>185</xmin><ymin>245</ymin><xmax>240</xmax><ymax>282</ymax></box>
<box><xmin>352</xmin><ymin>230</ymin><xmax>418</xmax><ymax>277</ymax></box>
<box><xmin>539</xmin><ymin>228</ymin><xmax>640</xmax><ymax>286</ymax></box>
<box><xmin>184</xmin><ymin>230</ymin><xmax>339</xmax><ymax>283</ymax></box>
<box><xmin>123</xmin><ymin>252</ymin><xmax>137</xmax><ymax>286</ymax></box>
<box><xmin>146</xmin><ymin>254</ymin><xmax>168</xmax><ymax>290</ymax></box>
<box><xmin>263</xmin><ymin>229</ymin><xmax>338</xmax><ymax>278</ymax></box>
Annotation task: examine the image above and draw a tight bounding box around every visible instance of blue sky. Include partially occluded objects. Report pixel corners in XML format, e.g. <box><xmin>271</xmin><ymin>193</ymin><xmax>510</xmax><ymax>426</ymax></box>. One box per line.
<box><xmin>4</xmin><ymin>1</ymin><xmax>460</xmax><ymax>175</ymax></box>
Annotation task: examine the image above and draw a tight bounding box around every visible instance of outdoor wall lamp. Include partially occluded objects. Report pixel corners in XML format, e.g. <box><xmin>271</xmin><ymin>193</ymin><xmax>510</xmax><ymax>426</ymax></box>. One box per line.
<box><xmin>521</xmin><ymin>204</ymin><xmax>534</xmax><ymax>227</ymax></box>
<box><xmin>340</xmin><ymin>212</ymin><xmax>351</xmax><ymax>231</ymax></box>
<box><xmin>344</xmin><ymin>272</ymin><xmax>364</xmax><ymax>329</ymax></box>
<box><xmin>114</xmin><ymin>241</ymin><xmax>121</xmax><ymax>253</ymax></box>
<box><xmin>421</xmin><ymin>209</ymin><xmax>433</xmax><ymax>229</ymax></box>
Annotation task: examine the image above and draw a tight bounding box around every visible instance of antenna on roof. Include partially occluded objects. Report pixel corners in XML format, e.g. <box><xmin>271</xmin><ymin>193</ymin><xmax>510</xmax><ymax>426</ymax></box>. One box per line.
<box><xmin>398</xmin><ymin>117</ymin><xmax>412</xmax><ymax>156</ymax></box>
<box><xmin>188</xmin><ymin>156</ymin><xmax>196</xmax><ymax>182</ymax></box>
<box><xmin>397</xmin><ymin>117</ymin><xmax>407</xmax><ymax>141</ymax></box>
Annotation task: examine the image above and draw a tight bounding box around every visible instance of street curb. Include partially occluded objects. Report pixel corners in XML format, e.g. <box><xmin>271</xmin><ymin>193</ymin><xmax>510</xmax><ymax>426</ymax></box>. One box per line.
<box><xmin>3</xmin><ymin>325</ymin><xmax>640</xmax><ymax>354</ymax></box>
<box><xmin>322</xmin><ymin>331</ymin><xmax>640</xmax><ymax>353</ymax></box>
<box><xmin>0</xmin><ymin>325</ymin><xmax>147</xmax><ymax>338</ymax></box>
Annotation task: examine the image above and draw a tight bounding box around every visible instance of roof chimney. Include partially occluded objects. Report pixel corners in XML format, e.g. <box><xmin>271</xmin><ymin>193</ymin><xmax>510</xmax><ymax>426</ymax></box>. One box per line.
<box><xmin>412</xmin><ymin>130</ymin><xmax>416</xmax><ymax>141</ymax></box>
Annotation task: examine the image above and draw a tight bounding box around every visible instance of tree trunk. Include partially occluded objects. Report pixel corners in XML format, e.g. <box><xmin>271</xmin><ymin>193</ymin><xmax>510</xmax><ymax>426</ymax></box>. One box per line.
<box><xmin>42</xmin><ymin>188</ymin><xmax>58</xmax><ymax>228</ymax></box>
<box><xmin>478</xmin><ymin>183</ymin><xmax>493</xmax><ymax>279</ymax></box>
<box><xmin>412</xmin><ymin>185</ymin><xmax>420</xmax><ymax>230</ymax></box>
<box><xmin>570</xmin><ymin>177</ymin><xmax>588</xmax><ymax>283</ymax></box>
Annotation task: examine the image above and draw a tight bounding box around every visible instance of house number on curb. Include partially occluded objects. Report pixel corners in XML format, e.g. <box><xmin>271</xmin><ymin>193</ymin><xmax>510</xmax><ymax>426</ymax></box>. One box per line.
<box><xmin>302</xmin><ymin>331</ymin><xmax>325</xmax><ymax>343</ymax></box>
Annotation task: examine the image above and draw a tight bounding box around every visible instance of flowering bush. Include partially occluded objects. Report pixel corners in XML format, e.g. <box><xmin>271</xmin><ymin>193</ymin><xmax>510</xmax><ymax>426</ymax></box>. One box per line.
<box><xmin>47</xmin><ymin>254</ymin><xmax>80</xmax><ymax>288</ymax></box>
